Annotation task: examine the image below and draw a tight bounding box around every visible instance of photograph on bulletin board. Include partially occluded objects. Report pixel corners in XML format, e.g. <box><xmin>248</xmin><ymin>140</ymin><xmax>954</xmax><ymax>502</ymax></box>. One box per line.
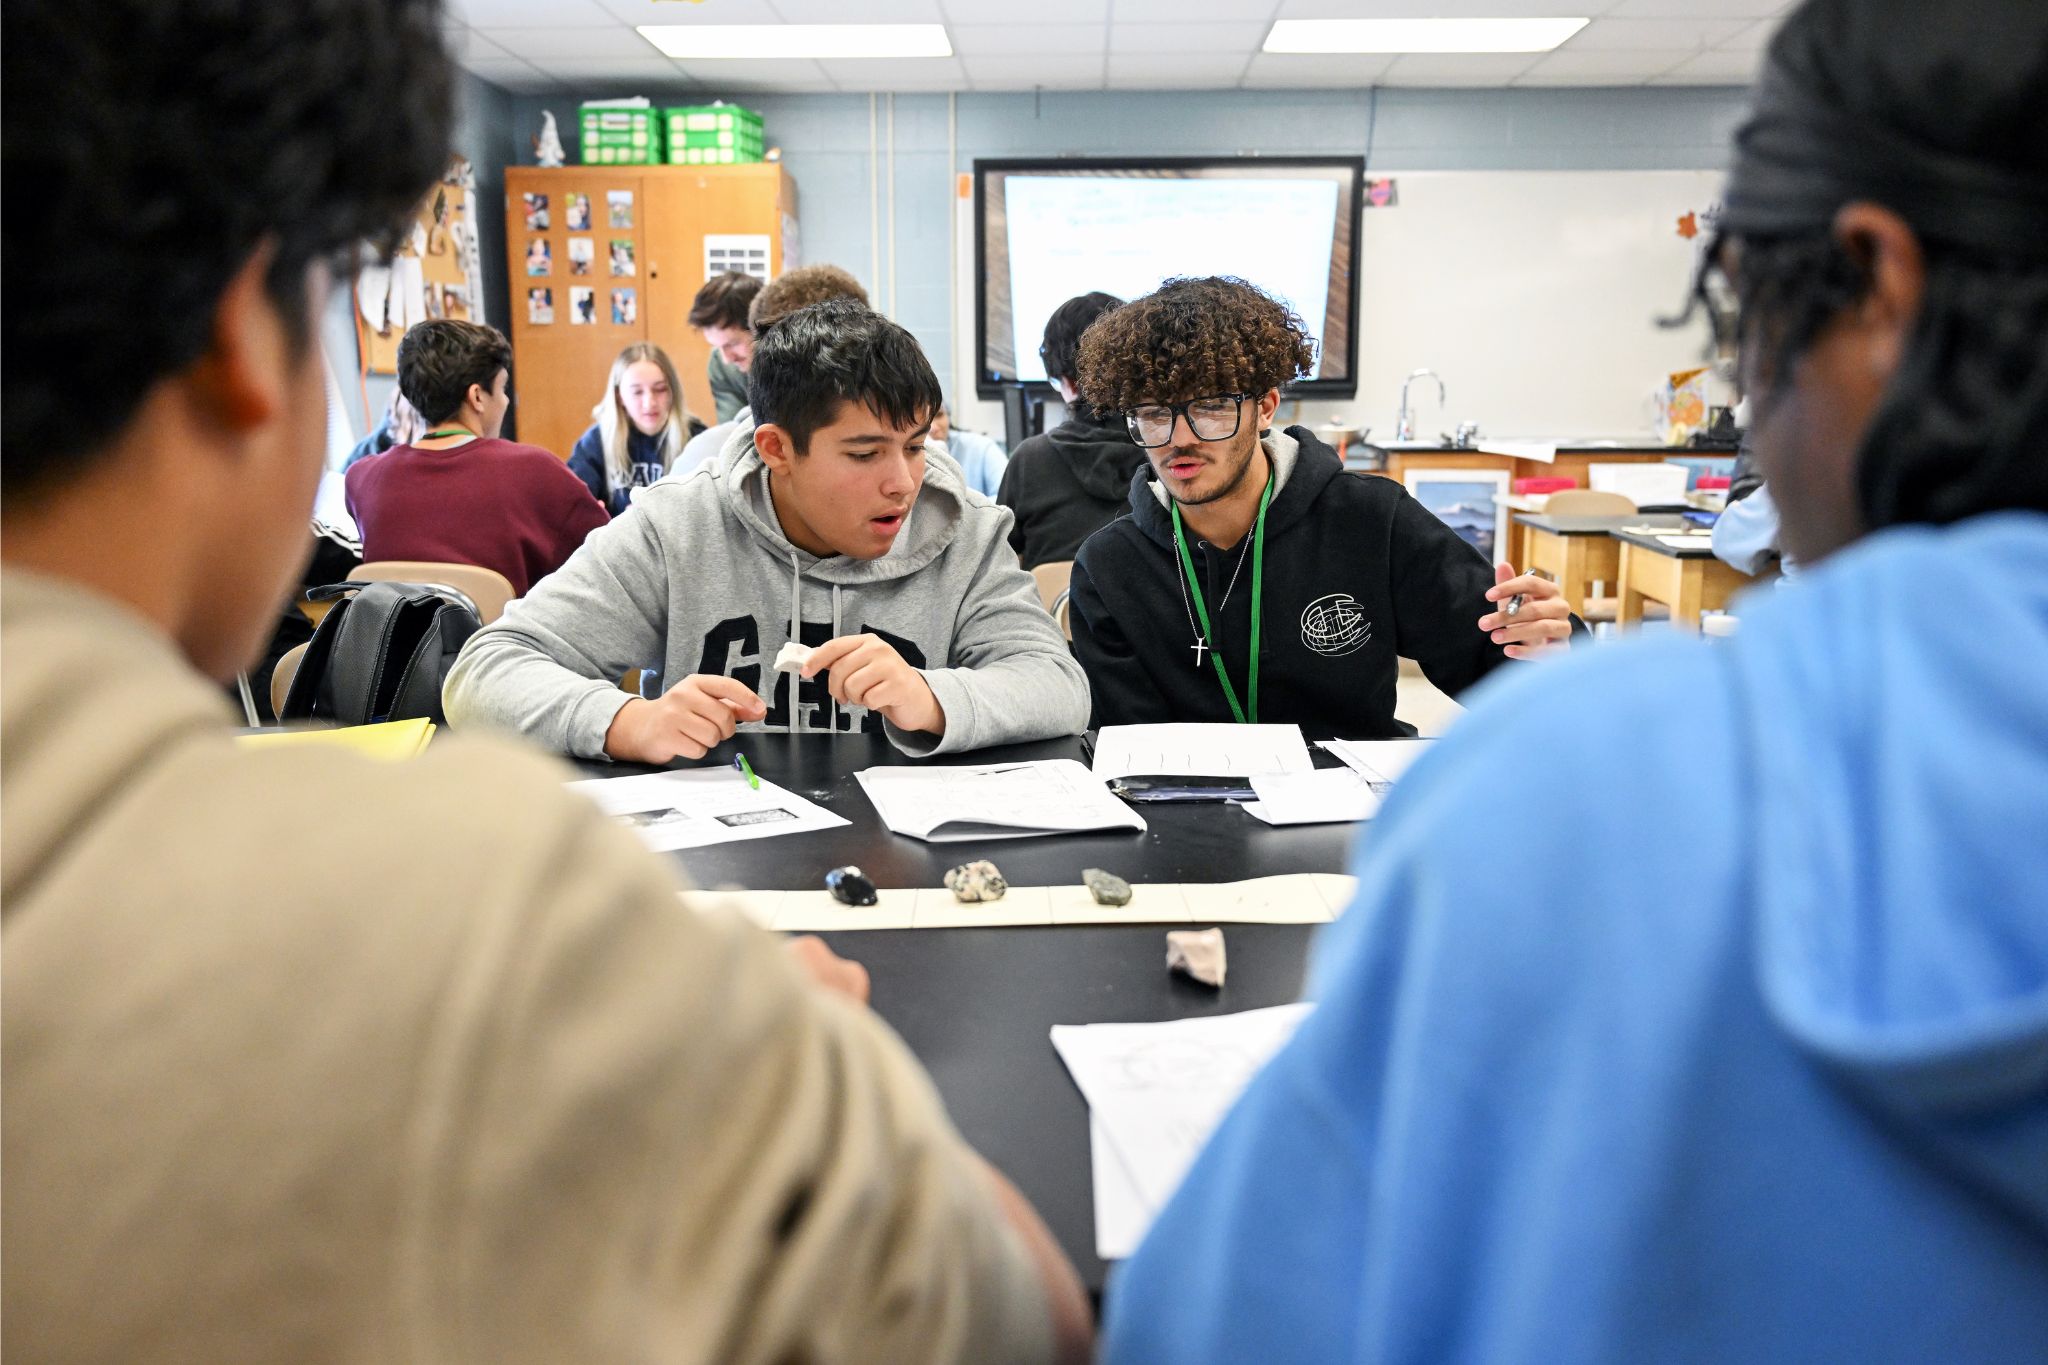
<box><xmin>528</xmin><ymin>287</ymin><xmax>554</xmax><ymax>325</ymax></box>
<box><xmin>570</xmin><ymin>287</ymin><xmax>595</xmax><ymax>325</ymax></box>
<box><xmin>609</xmin><ymin>239</ymin><xmax>636</xmax><ymax>277</ymax></box>
<box><xmin>607</xmin><ymin>190</ymin><xmax>633</xmax><ymax>228</ymax></box>
<box><xmin>524</xmin><ymin>192</ymin><xmax>550</xmax><ymax>230</ymax></box>
<box><xmin>568</xmin><ymin>237</ymin><xmax>594</xmax><ymax>276</ymax></box>
<box><xmin>566</xmin><ymin>192</ymin><xmax>592</xmax><ymax>231</ymax></box>
<box><xmin>611</xmin><ymin>287</ymin><xmax>636</xmax><ymax>325</ymax></box>
<box><xmin>526</xmin><ymin>238</ymin><xmax>552</xmax><ymax>276</ymax></box>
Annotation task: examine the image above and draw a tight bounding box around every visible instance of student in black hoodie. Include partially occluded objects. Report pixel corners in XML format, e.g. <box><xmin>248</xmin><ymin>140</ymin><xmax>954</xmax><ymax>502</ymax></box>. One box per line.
<box><xmin>1069</xmin><ymin>277</ymin><xmax>1576</xmax><ymax>736</ymax></box>
<box><xmin>996</xmin><ymin>291</ymin><xmax>1148</xmax><ymax>569</ymax></box>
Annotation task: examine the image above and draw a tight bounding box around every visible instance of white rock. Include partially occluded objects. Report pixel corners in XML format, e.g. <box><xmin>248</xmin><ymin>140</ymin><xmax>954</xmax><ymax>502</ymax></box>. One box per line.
<box><xmin>773</xmin><ymin>641</ymin><xmax>814</xmax><ymax>674</ymax></box>
<box><xmin>1165</xmin><ymin>928</ymin><xmax>1227</xmax><ymax>988</ymax></box>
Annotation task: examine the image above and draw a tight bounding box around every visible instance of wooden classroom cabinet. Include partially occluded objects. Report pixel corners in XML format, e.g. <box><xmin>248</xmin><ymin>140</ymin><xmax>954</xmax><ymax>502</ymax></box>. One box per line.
<box><xmin>503</xmin><ymin>164</ymin><xmax>797</xmax><ymax>463</ymax></box>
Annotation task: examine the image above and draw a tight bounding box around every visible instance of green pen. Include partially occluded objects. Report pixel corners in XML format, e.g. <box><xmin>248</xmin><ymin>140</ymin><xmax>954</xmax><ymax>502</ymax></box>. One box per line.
<box><xmin>733</xmin><ymin>752</ymin><xmax>760</xmax><ymax>790</ymax></box>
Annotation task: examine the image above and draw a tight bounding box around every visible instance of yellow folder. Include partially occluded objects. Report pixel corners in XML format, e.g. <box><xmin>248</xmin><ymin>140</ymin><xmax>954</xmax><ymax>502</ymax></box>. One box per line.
<box><xmin>238</xmin><ymin>717</ymin><xmax>436</xmax><ymax>761</ymax></box>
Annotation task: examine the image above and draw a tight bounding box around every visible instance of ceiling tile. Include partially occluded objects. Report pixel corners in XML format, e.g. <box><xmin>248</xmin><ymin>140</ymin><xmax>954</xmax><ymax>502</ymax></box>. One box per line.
<box><xmin>526</xmin><ymin>56</ymin><xmax>699</xmax><ymax>86</ymax></box>
<box><xmin>1103</xmin><ymin>53</ymin><xmax>1249</xmax><ymax>88</ymax></box>
<box><xmin>818</xmin><ymin>55</ymin><xmax>968</xmax><ymax>90</ymax></box>
<box><xmin>1561</xmin><ymin>17</ymin><xmax>1748</xmax><ymax>50</ymax></box>
<box><xmin>1106</xmin><ymin>22</ymin><xmax>1269</xmax><ymax>55</ymax></box>
<box><xmin>456</xmin><ymin>59</ymin><xmax>563</xmax><ymax>93</ymax></box>
<box><xmin>1605</xmin><ymin>0</ymin><xmax>1784</xmax><ymax>17</ymax></box>
<box><xmin>448</xmin><ymin>0</ymin><xmax>619</xmax><ymax>24</ymax></box>
<box><xmin>1647</xmin><ymin>46</ymin><xmax>1762</xmax><ymax>82</ymax></box>
<box><xmin>1239</xmin><ymin>52</ymin><xmax>1397</xmax><ymax>88</ymax></box>
<box><xmin>940</xmin><ymin>0</ymin><xmax>1111</xmax><ymax>21</ymax></box>
<box><xmin>1108</xmin><ymin>0</ymin><xmax>1266</xmax><ymax>21</ymax></box>
<box><xmin>1715</xmin><ymin>17</ymin><xmax>1784</xmax><ymax>51</ymax></box>
<box><xmin>775</xmin><ymin>0</ymin><xmax>947</xmax><ymax>18</ymax></box>
<box><xmin>948</xmin><ymin>23</ymin><xmax>1104</xmax><ymax>57</ymax></box>
<box><xmin>959</xmin><ymin>55</ymin><xmax>1104</xmax><ymax>89</ymax></box>
<box><xmin>1379</xmin><ymin>52</ymin><xmax>1545</xmax><ymax>86</ymax></box>
<box><xmin>479</xmin><ymin>25</ymin><xmax>664</xmax><ymax>60</ymax></box>
<box><xmin>595</xmin><ymin>0</ymin><xmax>786</xmax><ymax>20</ymax></box>
<box><xmin>1514</xmin><ymin>48</ymin><xmax>1694</xmax><ymax>84</ymax></box>
<box><xmin>1277</xmin><ymin>0</ymin><xmax>1612</xmax><ymax>16</ymax></box>
<box><xmin>668</xmin><ymin>56</ymin><xmax>838</xmax><ymax>90</ymax></box>
<box><xmin>440</xmin><ymin>23</ymin><xmax>515</xmax><ymax>63</ymax></box>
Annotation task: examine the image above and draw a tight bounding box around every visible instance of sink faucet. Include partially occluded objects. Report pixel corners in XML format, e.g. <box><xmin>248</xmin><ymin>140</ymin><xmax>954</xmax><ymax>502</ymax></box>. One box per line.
<box><xmin>1397</xmin><ymin>368</ymin><xmax>1445</xmax><ymax>442</ymax></box>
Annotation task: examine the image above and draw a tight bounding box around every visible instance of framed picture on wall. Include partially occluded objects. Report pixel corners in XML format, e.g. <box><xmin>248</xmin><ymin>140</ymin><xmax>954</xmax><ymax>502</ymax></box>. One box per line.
<box><xmin>1403</xmin><ymin>468</ymin><xmax>1511</xmax><ymax>566</ymax></box>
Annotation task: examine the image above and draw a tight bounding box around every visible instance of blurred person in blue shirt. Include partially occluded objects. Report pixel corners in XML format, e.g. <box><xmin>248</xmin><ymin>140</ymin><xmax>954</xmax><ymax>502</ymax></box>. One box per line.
<box><xmin>1104</xmin><ymin>0</ymin><xmax>2048</xmax><ymax>1360</ymax></box>
<box><xmin>931</xmin><ymin>402</ymin><xmax>1009</xmax><ymax>500</ymax></box>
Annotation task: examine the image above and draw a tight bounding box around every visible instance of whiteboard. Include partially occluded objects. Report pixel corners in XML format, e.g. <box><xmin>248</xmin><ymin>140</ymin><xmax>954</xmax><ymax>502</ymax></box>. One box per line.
<box><xmin>1346</xmin><ymin>170</ymin><xmax>1726</xmax><ymax>442</ymax></box>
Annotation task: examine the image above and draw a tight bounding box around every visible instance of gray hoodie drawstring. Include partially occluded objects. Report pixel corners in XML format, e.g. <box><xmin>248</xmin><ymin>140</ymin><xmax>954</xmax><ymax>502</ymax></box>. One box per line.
<box><xmin>830</xmin><ymin>583</ymin><xmax>844</xmax><ymax>734</ymax></box>
<box><xmin>787</xmin><ymin>550</ymin><xmax>801</xmax><ymax>735</ymax></box>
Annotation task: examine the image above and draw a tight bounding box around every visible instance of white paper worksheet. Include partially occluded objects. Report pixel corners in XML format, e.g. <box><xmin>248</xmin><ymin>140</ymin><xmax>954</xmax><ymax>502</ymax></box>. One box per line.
<box><xmin>1318</xmin><ymin>738</ymin><xmax>1436</xmax><ymax>793</ymax></box>
<box><xmin>1243</xmin><ymin>767</ymin><xmax>1381</xmax><ymax>826</ymax></box>
<box><xmin>1090</xmin><ymin>723</ymin><xmax>1314</xmax><ymax>782</ymax></box>
<box><xmin>1052</xmin><ymin>1003</ymin><xmax>1314</xmax><ymax>1259</ymax></box>
<box><xmin>855</xmin><ymin>759</ymin><xmax>1146</xmax><ymax>841</ymax></box>
<box><xmin>566</xmin><ymin>767</ymin><xmax>848</xmax><ymax>851</ymax></box>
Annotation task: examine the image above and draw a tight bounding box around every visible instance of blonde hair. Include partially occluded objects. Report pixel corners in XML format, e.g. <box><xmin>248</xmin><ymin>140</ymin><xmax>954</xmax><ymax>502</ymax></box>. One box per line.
<box><xmin>591</xmin><ymin>343</ymin><xmax>687</xmax><ymax>493</ymax></box>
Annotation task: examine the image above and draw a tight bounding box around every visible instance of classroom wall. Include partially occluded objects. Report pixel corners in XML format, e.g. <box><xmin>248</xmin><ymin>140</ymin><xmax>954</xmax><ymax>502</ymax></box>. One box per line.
<box><xmin>327</xmin><ymin>69</ymin><xmax>519</xmax><ymax>445</ymax></box>
<box><xmin>492</xmin><ymin>83</ymin><xmax>1749</xmax><ymax>436</ymax></box>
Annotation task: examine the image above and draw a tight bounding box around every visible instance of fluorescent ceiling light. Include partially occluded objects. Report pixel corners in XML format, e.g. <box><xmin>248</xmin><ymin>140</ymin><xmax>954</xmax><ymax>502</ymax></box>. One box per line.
<box><xmin>1264</xmin><ymin>18</ymin><xmax>1589</xmax><ymax>54</ymax></box>
<box><xmin>638</xmin><ymin>23</ymin><xmax>953</xmax><ymax>60</ymax></box>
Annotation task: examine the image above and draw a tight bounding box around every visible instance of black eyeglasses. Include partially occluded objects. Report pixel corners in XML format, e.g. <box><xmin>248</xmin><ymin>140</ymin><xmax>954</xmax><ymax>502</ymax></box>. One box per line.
<box><xmin>1124</xmin><ymin>394</ymin><xmax>1251</xmax><ymax>449</ymax></box>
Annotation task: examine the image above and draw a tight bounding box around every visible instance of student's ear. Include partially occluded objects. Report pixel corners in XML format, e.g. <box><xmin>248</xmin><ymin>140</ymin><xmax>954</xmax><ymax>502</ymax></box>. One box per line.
<box><xmin>188</xmin><ymin>239</ymin><xmax>290</xmax><ymax>437</ymax></box>
<box><xmin>1254</xmin><ymin>388</ymin><xmax>1282</xmax><ymax>432</ymax></box>
<box><xmin>753</xmin><ymin>421</ymin><xmax>797</xmax><ymax>473</ymax></box>
<box><xmin>1832</xmin><ymin>201</ymin><xmax>1925</xmax><ymax>377</ymax></box>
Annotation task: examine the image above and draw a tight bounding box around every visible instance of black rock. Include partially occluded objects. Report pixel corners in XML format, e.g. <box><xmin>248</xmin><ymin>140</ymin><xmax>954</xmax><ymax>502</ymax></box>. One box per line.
<box><xmin>825</xmin><ymin>865</ymin><xmax>879</xmax><ymax>907</ymax></box>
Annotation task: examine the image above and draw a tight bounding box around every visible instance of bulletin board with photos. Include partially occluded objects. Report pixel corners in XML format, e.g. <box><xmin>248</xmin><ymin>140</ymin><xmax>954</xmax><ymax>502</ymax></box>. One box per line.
<box><xmin>502</xmin><ymin>162</ymin><xmax>796</xmax><ymax>463</ymax></box>
<box><xmin>504</xmin><ymin>168</ymin><xmax>652</xmax><ymax>462</ymax></box>
<box><xmin>517</xmin><ymin>179</ymin><xmax>643</xmax><ymax>332</ymax></box>
<box><xmin>355</xmin><ymin>156</ymin><xmax>485</xmax><ymax>376</ymax></box>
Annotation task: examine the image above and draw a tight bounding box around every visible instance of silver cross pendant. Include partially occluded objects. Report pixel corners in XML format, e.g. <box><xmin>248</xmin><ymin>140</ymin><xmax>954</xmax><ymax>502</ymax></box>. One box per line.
<box><xmin>1191</xmin><ymin>636</ymin><xmax>1210</xmax><ymax>667</ymax></box>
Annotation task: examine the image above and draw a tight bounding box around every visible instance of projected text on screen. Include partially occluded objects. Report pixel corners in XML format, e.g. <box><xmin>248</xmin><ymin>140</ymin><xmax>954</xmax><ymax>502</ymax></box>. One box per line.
<box><xmin>1002</xmin><ymin>174</ymin><xmax>1341</xmax><ymax>385</ymax></box>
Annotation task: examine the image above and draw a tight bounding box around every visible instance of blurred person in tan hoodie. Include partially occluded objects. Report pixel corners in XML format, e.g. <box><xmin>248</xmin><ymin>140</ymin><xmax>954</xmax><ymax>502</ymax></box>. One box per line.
<box><xmin>0</xmin><ymin>1</ymin><xmax>1089</xmax><ymax>1361</ymax></box>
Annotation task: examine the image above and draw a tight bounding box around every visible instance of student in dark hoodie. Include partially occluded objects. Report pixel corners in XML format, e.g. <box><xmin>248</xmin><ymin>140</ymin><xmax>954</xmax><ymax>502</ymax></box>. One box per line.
<box><xmin>1068</xmin><ymin>277</ymin><xmax>1574</xmax><ymax>735</ymax></box>
<box><xmin>996</xmin><ymin>291</ymin><xmax>1147</xmax><ymax>569</ymax></box>
<box><xmin>1105</xmin><ymin>1</ymin><xmax>2048</xmax><ymax>1358</ymax></box>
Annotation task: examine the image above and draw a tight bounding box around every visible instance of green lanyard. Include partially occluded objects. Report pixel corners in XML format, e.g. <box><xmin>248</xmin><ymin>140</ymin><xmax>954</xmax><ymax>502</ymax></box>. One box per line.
<box><xmin>420</xmin><ymin>426</ymin><xmax>476</xmax><ymax>440</ymax></box>
<box><xmin>1170</xmin><ymin>464</ymin><xmax>1273</xmax><ymax>725</ymax></box>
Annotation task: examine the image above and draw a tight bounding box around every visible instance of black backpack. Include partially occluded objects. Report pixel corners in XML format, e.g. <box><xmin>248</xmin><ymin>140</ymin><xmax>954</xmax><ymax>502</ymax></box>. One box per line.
<box><xmin>278</xmin><ymin>579</ymin><xmax>481</xmax><ymax>727</ymax></box>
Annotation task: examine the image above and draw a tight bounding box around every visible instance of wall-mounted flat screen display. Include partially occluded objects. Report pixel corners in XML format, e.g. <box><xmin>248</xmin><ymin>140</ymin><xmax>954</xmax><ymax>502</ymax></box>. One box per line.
<box><xmin>976</xmin><ymin>157</ymin><xmax>1363</xmax><ymax>399</ymax></box>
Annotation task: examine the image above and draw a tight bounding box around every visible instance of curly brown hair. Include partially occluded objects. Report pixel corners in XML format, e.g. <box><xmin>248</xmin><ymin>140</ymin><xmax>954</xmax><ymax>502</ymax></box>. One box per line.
<box><xmin>750</xmin><ymin>264</ymin><xmax>869</xmax><ymax>332</ymax></box>
<box><xmin>1076</xmin><ymin>276</ymin><xmax>1315</xmax><ymax>412</ymax></box>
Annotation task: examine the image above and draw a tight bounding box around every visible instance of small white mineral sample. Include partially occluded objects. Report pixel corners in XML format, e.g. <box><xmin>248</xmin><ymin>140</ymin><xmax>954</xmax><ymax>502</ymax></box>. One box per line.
<box><xmin>1165</xmin><ymin>928</ymin><xmax>1227</xmax><ymax>988</ymax></box>
<box><xmin>944</xmin><ymin>860</ymin><xmax>1008</xmax><ymax>903</ymax></box>
<box><xmin>773</xmin><ymin>641</ymin><xmax>814</xmax><ymax>674</ymax></box>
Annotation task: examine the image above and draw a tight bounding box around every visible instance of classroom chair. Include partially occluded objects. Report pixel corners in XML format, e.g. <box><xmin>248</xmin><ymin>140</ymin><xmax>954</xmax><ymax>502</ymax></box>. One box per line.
<box><xmin>1541</xmin><ymin>489</ymin><xmax>1636</xmax><ymax>516</ymax></box>
<box><xmin>270</xmin><ymin>642</ymin><xmax>310</xmax><ymax>718</ymax></box>
<box><xmin>351</xmin><ymin>561</ymin><xmax>516</xmax><ymax>625</ymax></box>
<box><xmin>1031</xmin><ymin>560</ymin><xmax>1075</xmax><ymax>640</ymax></box>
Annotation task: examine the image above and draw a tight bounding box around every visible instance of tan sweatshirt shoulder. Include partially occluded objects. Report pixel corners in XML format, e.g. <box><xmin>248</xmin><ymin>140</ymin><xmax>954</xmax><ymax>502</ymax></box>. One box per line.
<box><xmin>5</xmin><ymin>725</ymin><xmax>1052</xmax><ymax>1363</ymax></box>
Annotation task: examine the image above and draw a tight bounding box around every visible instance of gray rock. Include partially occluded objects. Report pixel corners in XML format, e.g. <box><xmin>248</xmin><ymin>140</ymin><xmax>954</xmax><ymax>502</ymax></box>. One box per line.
<box><xmin>824</xmin><ymin>865</ymin><xmax>878</xmax><ymax>907</ymax></box>
<box><xmin>1081</xmin><ymin>867</ymin><xmax>1132</xmax><ymax>906</ymax></box>
<box><xmin>944</xmin><ymin>859</ymin><xmax>1007</xmax><ymax>903</ymax></box>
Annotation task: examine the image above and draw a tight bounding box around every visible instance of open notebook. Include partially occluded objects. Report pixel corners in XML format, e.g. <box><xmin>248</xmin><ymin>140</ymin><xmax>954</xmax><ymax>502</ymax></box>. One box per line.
<box><xmin>856</xmin><ymin>759</ymin><xmax>1146</xmax><ymax>842</ymax></box>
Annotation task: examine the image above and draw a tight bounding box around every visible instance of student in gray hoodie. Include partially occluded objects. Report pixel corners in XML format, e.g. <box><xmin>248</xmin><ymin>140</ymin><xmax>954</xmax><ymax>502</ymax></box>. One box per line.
<box><xmin>444</xmin><ymin>300</ymin><xmax>1090</xmax><ymax>762</ymax></box>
